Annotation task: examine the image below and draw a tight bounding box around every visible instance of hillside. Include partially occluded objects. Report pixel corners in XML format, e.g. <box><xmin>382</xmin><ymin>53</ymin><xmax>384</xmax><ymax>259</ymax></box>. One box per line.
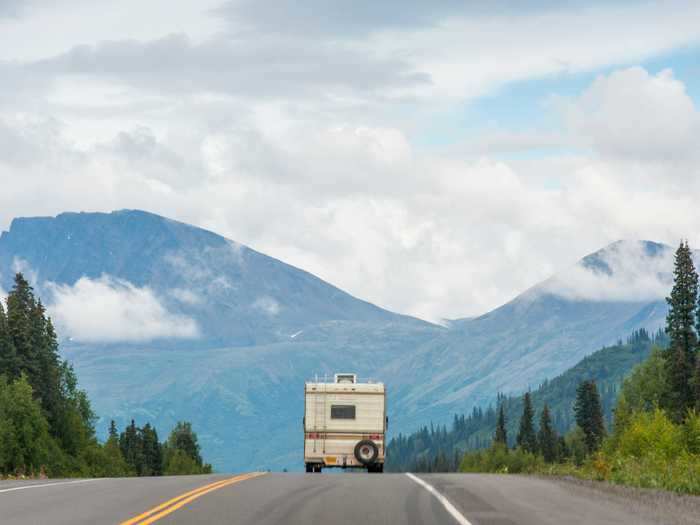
<box><xmin>0</xmin><ymin>210</ymin><xmax>682</xmax><ymax>471</ymax></box>
<box><xmin>386</xmin><ymin>329</ymin><xmax>667</xmax><ymax>471</ymax></box>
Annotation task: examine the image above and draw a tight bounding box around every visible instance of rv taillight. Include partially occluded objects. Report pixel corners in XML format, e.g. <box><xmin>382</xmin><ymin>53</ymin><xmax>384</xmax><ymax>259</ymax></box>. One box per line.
<box><xmin>369</xmin><ymin>434</ymin><xmax>381</xmax><ymax>440</ymax></box>
<box><xmin>308</xmin><ymin>433</ymin><xmax>318</xmax><ymax>439</ymax></box>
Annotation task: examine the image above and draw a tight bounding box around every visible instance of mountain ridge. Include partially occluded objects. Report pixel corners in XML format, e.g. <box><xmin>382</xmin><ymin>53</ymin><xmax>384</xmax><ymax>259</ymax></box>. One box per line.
<box><xmin>0</xmin><ymin>209</ymin><xmax>681</xmax><ymax>471</ymax></box>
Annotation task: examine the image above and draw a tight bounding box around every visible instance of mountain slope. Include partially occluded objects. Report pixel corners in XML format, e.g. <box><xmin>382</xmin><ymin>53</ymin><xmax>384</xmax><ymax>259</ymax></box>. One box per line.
<box><xmin>384</xmin><ymin>240</ymin><xmax>676</xmax><ymax>433</ymax></box>
<box><xmin>0</xmin><ymin>211</ymin><xmax>683</xmax><ymax>471</ymax></box>
<box><xmin>386</xmin><ymin>329</ymin><xmax>667</xmax><ymax>471</ymax></box>
<box><xmin>0</xmin><ymin>210</ymin><xmax>434</xmax><ymax>347</ymax></box>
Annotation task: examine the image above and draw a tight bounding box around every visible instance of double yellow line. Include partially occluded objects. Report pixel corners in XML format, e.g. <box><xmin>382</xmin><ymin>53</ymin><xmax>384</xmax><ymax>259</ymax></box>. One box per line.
<box><xmin>120</xmin><ymin>472</ymin><xmax>266</xmax><ymax>525</ymax></box>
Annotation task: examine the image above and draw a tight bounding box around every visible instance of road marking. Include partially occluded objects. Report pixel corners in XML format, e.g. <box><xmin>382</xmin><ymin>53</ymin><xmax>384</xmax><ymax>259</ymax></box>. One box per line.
<box><xmin>406</xmin><ymin>473</ymin><xmax>473</xmax><ymax>525</ymax></box>
<box><xmin>0</xmin><ymin>478</ymin><xmax>101</xmax><ymax>494</ymax></box>
<box><xmin>120</xmin><ymin>472</ymin><xmax>266</xmax><ymax>525</ymax></box>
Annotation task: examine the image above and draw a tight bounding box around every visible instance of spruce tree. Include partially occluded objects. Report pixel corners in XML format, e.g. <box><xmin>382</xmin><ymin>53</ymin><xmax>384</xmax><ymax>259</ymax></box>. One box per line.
<box><xmin>6</xmin><ymin>274</ymin><xmax>39</xmax><ymax>384</ymax></box>
<box><xmin>574</xmin><ymin>380</ymin><xmax>606</xmax><ymax>454</ymax></box>
<box><xmin>0</xmin><ymin>300</ymin><xmax>19</xmax><ymax>378</ymax></box>
<box><xmin>109</xmin><ymin>420</ymin><xmax>119</xmax><ymax>442</ymax></box>
<box><xmin>664</xmin><ymin>241</ymin><xmax>698</xmax><ymax>421</ymax></box>
<box><xmin>516</xmin><ymin>392</ymin><xmax>537</xmax><ymax>453</ymax></box>
<box><xmin>537</xmin><ymin>404</ymin><xmax>558</xmax><ymax>463</ymax></box>
<box><xmin>493</xmin><ymin>404</ymin><xmax>507</xmax><ymax>447</ymax></box>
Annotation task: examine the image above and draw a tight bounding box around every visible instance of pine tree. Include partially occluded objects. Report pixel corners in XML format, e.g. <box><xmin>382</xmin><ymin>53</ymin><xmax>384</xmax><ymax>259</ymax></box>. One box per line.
<box><xmin>6</xmin><ymin>274</ymin><xmax>39</xmax><ymax>385</ymax></box>
<box><xmin>140</xmin><ymin>423</ymin><xmax>163</xmax><ymax>476</ymax></box>
<box><xmin>695</xmin><ymin>358</ymin><xmax>700</xmax><ymax>413</ymax></box>
<box><xmin>574</xmin><ymin>380</ymin><xmax>606</xmax><ymax>454</ymax></box>
<box><xmin>516</xmin><ymin>392</ymin><xmax>537</xmax><ymax>453</ymax></box>
<box><xmin>0</xmin><ymin>300</ymin><xmax>19</xmax><ymax>378</ymax></box>
<box><xmin>120</xmin><ymin>419</ymin><xmax>143</xmax><ymax>474</ymax></box>
<box><xmin>109</xmin><ymin>420</ymin><xmax>119</xmax><ymax>442</ymax></box>
<box><xmin>664</xmin><ymin>240</ymin><xmax>698</xmax><ymax>422</ymax></box>
<box><xmin>493</xmin><ymin>404</ymin><xmax>507</xmax><ymax>447</ymax></box>
<box><xmin>537</xmin><ymin>404</ymin><xmax>558</xmax><ymax>463</ymax></box>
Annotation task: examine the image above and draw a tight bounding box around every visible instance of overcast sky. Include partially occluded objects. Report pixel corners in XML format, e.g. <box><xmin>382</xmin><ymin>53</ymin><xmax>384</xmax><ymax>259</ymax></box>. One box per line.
<box><xmin>1</xmin><ymin>0</ymin><xmax>700</xmax><ymax>322</ymax></box>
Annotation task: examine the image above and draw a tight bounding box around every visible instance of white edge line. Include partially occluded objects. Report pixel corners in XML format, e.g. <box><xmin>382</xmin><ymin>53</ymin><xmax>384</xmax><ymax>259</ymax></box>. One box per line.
<box><xmin>0</xmin><ymin>478</ymin><xmax>102</xmax><ymax>494</ymax></box>
<box><xmin>406</xmin><ymin>473</ymin><xmax>473</xmax><ymax>525</ymax></box>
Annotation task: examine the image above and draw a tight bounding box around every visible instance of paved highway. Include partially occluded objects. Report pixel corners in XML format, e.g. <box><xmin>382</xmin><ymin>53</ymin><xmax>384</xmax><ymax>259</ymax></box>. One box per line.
<box><xmin>1</xmin><ymin>472</ymin><xmax>694</xmax><ymax>524</ymax></box>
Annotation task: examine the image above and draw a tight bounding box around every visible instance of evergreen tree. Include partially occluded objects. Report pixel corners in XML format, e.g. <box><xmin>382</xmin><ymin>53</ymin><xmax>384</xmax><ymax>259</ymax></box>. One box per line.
<box><xmin>0</xmin><ymin>375</ymin><xmax>52</xmax><ymax>475</ymax></box>
<box><xmin>140</xmin><ymin>423</ymin><xmax>163</xmax><ymax>476</ymax></box>
<box><xmin>516</xmin><ymin>392</ymin><xmax>537</xmax><ymax>453</ymax></box>
<box><xmin>537</xmin><ymin>404</ymin><xmax>558</xmax><ymax>463</ymax></box>
<box><xmin>120</xmin><ymin>420</ymin><xmax>143</xmax><ymax>474</ymax></box>
<box><xmin>664</xmin><ymin>241</ymin><xmax>698</xmax><ymax>422</ymax></box>
<box><xmin>494</xmin><ymin>405</ymin><xmax>507</xmax><ymax>447</ymax></box>
<box><xmin>574</xmin><ymin>380</ymin><xmax>606</xmax><ymax>453</ymax></box>
<box><xmin>6</xmin><ymin>274</ymin><xmax>39</xmax><ymax>385</ymax></box>
<box><xmin>0</xmin><ymin>300</ymin><xmax>19</xmax><ymax>378</ymax></box>
<box><xmin>163</xmin><ymin>421</ymin><xmax>211</xmax><ymax>474</ymax></box>
<box><xmin>109</xmin><ymin>420</ymin><xmax>119</xmax><ymax>442</ymax></box>
<box><xmin>695</xmin><ymin>358</ymin><xmax>700</xmax><ymax>412</ymax></box>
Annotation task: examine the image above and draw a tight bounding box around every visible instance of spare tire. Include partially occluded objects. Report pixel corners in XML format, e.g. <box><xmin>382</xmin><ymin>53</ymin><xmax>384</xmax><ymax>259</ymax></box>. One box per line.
<box><xmin>354</xmin><ymin>440</ymin><xmax>379</xmax><ymax>465</ymax></box>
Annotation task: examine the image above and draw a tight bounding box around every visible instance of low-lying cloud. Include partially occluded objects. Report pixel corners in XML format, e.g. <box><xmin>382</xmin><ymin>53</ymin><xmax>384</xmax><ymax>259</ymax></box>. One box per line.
<box><xmin>252</xmin><ymin>296</ymin><xmax>281</xmax><ymax>316</ymax></box>
<box><xmin>48</xmin><ymin>275</ymin><xmax>199</xmax><ymax>343</ymax></box>
<box><xmin>543</xmin><ymin>240</ymin><xmax>676</xmax><ymax>302</ymax></box>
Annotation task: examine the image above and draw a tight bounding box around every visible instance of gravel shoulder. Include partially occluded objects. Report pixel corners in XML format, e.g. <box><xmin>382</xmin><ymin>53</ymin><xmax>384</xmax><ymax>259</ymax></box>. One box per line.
<box><xmin>535</xmin><ymin>475</ymin><xmax>700</xmax><ymax>525</ymax></box>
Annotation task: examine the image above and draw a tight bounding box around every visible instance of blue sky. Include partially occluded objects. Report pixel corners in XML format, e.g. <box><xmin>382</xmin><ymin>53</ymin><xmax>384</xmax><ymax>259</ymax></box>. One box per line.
<box><xmin>1</xmin><ymin>1</ymin><xmax>700</xmax><ymax>321</ymax></box>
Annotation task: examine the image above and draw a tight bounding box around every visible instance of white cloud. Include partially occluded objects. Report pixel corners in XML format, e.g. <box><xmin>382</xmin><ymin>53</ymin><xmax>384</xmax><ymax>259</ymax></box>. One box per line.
<box><xmin>542</xmin><ymin>241</ymin><xmax>675</xmax><ymax>302</ymax></box>
<box><xmin>565</xmin><ymin>67</ymin><xmax>699</xmax><ymax>161</ymax></box>
<box><xmin>169</xmin><ymin>288</ymin><xmax>202</xmax><ymax>306</ymax></box>
<box><xmin>252</xmin><ymin>296</ymin><xmax>280</xmax><ymax>316</ymax></box>
<box><xmin>1</xmin><ymin>0</ymin><xmax>700</xmax><ymax>322</ymax></box>
<box><xmin>12</xmin><ymin>257</ymin><xmax>38</xmax><ymax>285</ymax></box>
<box><xmin>47</xmin><ymin>275</ymin><xmax>199</xmax><ymax>343</ymax></box>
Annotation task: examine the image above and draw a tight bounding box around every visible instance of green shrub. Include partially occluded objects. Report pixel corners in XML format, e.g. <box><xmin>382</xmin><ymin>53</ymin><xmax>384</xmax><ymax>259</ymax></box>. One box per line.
<box><xmin>460</xmin><ymin>444</ymin><xmax>544</xmax><ymax>474</ymax></box>
<box><xmin>683</xmin><ymin>411</ymin><xmax>700</xmax><ymax>455</ymax></box>
<box><xmin>616</xmin><ymin>409</ymin><xmax>684</xmax><ymax>460</ymax></box>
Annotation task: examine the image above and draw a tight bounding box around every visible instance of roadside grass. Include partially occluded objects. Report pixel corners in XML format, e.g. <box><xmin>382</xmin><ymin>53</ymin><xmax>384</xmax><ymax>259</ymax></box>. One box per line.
<box><xmin>459</xmin><ymin>411</ymin><xmax>700</xmax><ymax>495</ymax></box>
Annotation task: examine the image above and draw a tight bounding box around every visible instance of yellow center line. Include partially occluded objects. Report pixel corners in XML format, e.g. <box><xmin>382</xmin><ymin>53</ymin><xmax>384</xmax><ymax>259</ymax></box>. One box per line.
<box><xmin>120</xmin><ymin>472</ymin><xmax>266</xmax><ymax>525</ymax></box>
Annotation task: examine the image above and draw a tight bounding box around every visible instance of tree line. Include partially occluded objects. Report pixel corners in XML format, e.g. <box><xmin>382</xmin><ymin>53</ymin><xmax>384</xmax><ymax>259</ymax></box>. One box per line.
<box><xmin>386</xmin><ymin>328</ymin><xmax>662</xmax><ymax>472</ymax></box>
<box><xmin>0</xmin><ymin>273</ymin><xmax>211</xmax><ymax>477</ymax></box>
<box><xmin>407</xmin><ymin>241</ymin><xmax>700</xmax><ymax>493</ymax></box>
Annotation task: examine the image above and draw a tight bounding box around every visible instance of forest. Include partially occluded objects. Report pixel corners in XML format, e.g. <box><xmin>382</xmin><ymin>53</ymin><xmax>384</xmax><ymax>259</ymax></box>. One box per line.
<box><xmin>388</xmin><ymin>241</ymin><xmax>700</xmax><ymax>494</ymax></box>
<box><xmin>0</xmin><ymin>273</ymin><xmax>211</xmax><ymax>477</ymax></box>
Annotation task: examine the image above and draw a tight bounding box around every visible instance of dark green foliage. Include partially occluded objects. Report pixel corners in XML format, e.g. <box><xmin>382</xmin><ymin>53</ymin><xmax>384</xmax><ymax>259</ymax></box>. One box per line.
<box><xmin>0</xmin><ymin>273</ymin><xmax>210</xmax><ymax>477</ymax></box>
<box><xmin>538</xmin><ymin>404</ymin><xmax>558</xmax><ymax>463</ymax></box>
<box><xmin>663</xmin><ymin>241</ymin><xmax>698</xmax><ymax>422</ymax></box>
<box><xmin>494</xmin><ymin>404</ymin><xmax>507</xmax><ymax>447</ymax></box>
<box><xmin>163</xmin><ymin>422</ymin><xmax>212</xmax><ymax>475</ymax></box>
<box><xmin>516</xmin><ymin>392</ymin><xmax>537</xmax><ymax>453</ymax></box>
<box><xmin>0</xmin><ymin>375</ymin><xmax>52</xmax><ymax>475</ymax></box>
<box><xmin>574</xmin><ymin>380</ymin><xmax>606</xmax><ymax>453</ymax></box>
<box><xmin>695</xmin><ymin>358</ymin><xmax>700</xmax><ymax>413</ymax></box>
<box><xmin>386</xmin><ymin>330</ymin><xmax>661</xmax><ymax>471</ymax></box>
<box><xmin>0</xmin><ymin>301</ymin><xmax>18</xmax><ymax>378</ymax></box>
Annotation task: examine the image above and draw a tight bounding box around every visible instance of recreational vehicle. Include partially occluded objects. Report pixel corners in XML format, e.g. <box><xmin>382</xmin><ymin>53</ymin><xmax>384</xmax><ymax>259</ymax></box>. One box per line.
<box><xmin>303</xmin><ymin>373</ymin><xmax>386</xmax><ymax>473</ymax></box>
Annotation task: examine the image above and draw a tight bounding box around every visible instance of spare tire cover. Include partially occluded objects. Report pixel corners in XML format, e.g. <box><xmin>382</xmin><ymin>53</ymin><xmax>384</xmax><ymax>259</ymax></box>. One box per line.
<box><xmin>354</xmin><ymin>439</ymin><xmax>379</xmax><ymax>465</ymax></box>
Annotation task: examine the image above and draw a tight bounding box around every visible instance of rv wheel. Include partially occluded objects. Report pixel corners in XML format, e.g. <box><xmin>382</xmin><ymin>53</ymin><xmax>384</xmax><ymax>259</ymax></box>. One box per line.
<box><xmin>305</xmin><ymin>464</ymin><xmax>313</xmax><ymax>473</ymax></box>
<box><xmin>354</xmin><ymin>440</ymin><xmax>379</xmax><ymax>466</ymax></box>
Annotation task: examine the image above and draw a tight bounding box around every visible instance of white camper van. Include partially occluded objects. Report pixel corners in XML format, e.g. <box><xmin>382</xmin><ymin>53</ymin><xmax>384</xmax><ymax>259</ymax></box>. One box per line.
<box><xmin>304</xmin><ymin>373</ymin><xmax>386</xmax><ymax>473</ymax></box>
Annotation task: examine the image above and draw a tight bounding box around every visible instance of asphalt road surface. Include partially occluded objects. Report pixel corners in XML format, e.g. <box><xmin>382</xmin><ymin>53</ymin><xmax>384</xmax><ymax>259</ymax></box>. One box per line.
<box><xmin>1</xmin><ymin>472</ymin><xmax>694</xmax><ymax>524</ymax></box>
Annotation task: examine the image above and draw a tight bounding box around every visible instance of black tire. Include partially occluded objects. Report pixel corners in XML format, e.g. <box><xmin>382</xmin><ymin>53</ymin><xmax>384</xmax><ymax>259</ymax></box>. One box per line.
<box><xmin>305</xmin><ymin>464</ymin><xmax>313</xmax><ymax>473</ymax></box>
<box><xmin>314</xmin><ymin>465</ymin><xmax>322</xmax><ymax>473</ymax></box>
<box><xmin>354</xmin><ymin>440</ymin><xmax>379</xmax><ymax>466</ymax></box>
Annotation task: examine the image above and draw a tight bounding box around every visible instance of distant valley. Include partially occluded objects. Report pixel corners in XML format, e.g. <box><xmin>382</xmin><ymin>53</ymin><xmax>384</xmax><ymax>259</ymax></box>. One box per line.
<box><xmin>0</xmin><ymin>210</ymin><xmax>680</xmax><ymax>471</ymax></box>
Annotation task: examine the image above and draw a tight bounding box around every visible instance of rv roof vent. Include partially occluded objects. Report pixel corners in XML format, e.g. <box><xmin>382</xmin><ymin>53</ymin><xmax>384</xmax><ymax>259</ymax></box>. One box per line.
<box><xmin>334</xmin><ymin>373</ymin><xmax>357</xmax><ymax>384</ymax></box>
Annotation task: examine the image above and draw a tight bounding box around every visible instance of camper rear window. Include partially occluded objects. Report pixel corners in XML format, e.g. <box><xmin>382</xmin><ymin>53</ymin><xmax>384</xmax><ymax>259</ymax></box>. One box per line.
<box><xmin>331</xmin><ymin>405</ymin><xmax>356</xmax><ymax>419</ymax></box>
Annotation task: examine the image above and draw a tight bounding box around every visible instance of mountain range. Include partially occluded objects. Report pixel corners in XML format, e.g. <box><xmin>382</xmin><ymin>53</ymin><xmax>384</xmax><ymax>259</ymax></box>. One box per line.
<box><xmin>0</xmin><ymin>210</ymin><xmax>679</xmax><ymax>471</ymax></box>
